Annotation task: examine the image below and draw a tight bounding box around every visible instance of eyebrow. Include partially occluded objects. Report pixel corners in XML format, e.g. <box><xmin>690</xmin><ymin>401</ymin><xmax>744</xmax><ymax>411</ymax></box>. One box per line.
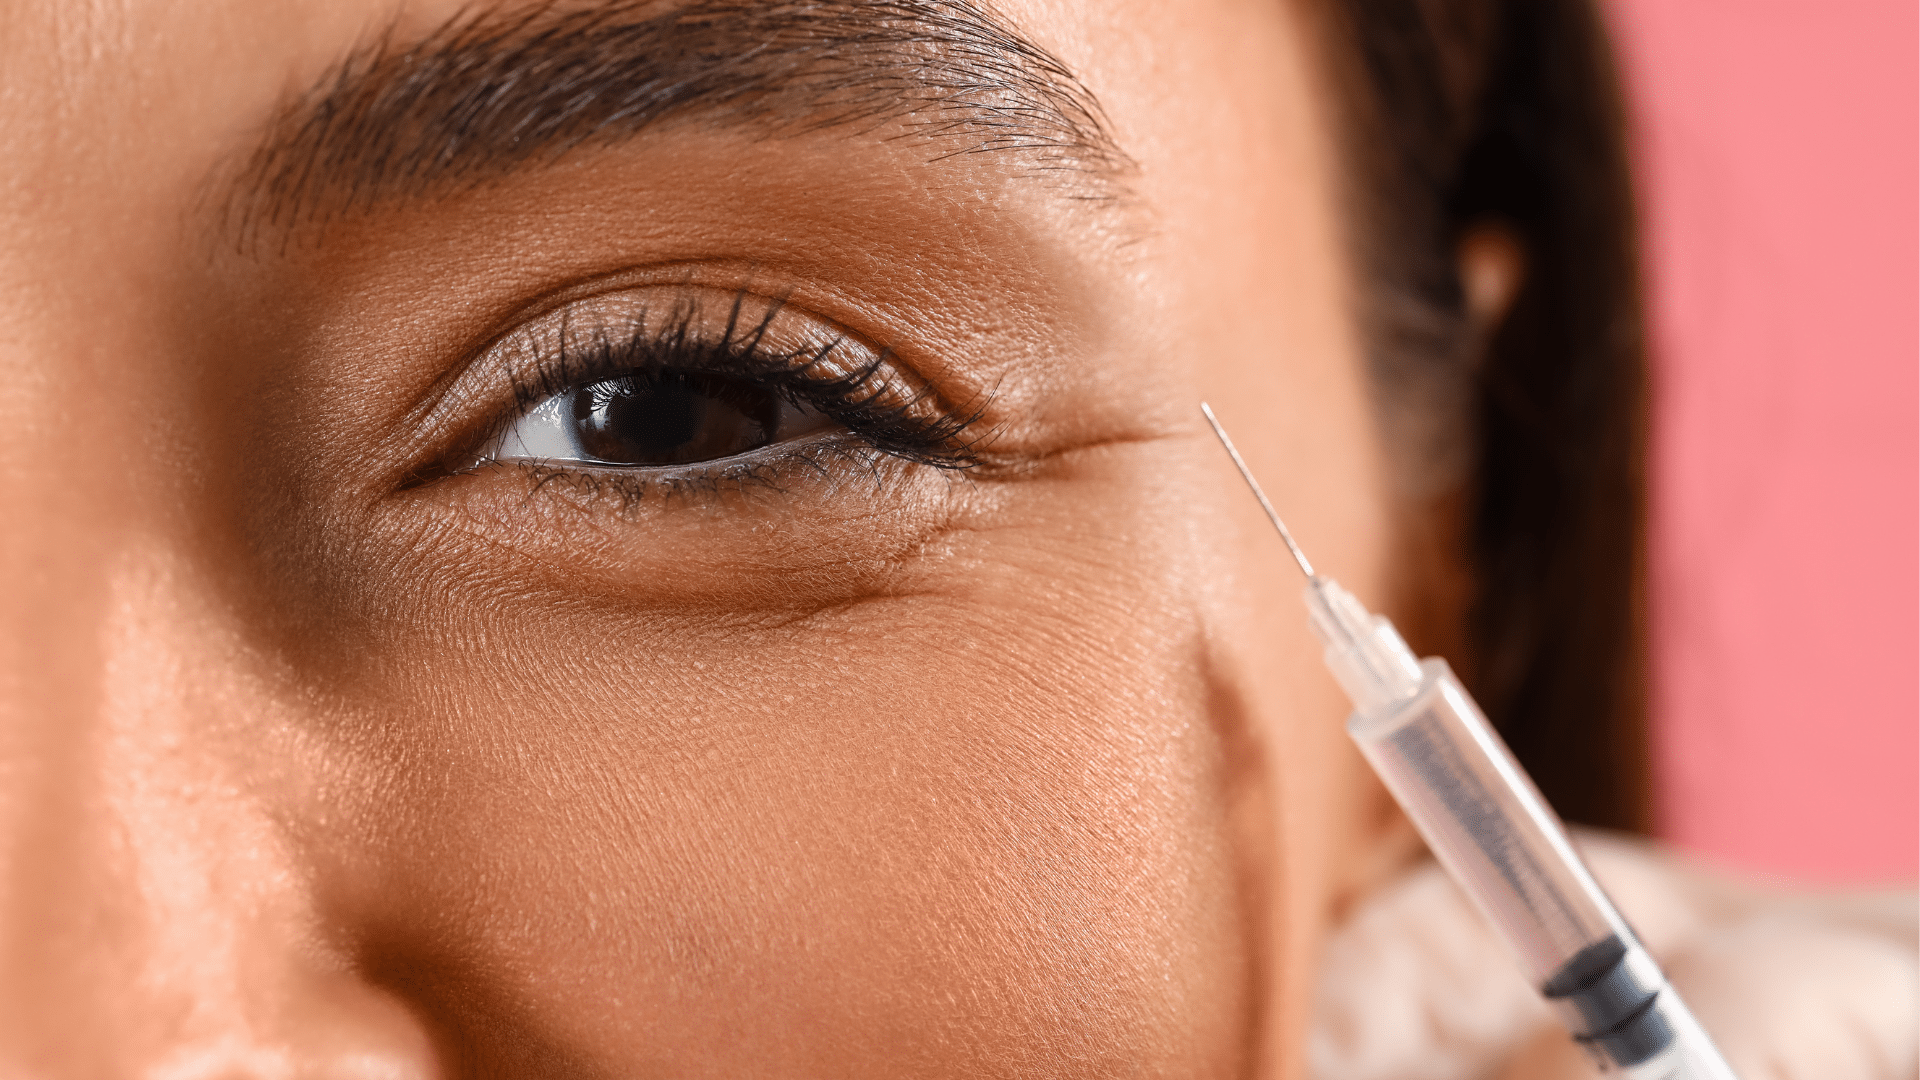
<box><xmin>226</xmin><ymin>0</ymin><xmax>1130</xmax><ymax>244</ymax></box>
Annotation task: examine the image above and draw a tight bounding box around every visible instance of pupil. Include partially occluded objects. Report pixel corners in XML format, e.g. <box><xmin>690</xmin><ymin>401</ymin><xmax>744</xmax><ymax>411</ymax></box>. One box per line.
<box><xmin>572</xmin><ymin>371</ymin><xmax>781</xmax><ymax>466</ymax></box>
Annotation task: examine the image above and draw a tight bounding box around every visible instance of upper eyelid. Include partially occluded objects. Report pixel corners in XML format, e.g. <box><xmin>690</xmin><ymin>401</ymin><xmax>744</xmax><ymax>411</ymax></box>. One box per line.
<box><xmin>404</xmin><ymin>285</ymin><xmax>866</xmax><ymax>437</ymax></box>
<box><xmin>501</xmin><ymin>295</ymin><xmax>832</xmax><ymax>415</ymax></box>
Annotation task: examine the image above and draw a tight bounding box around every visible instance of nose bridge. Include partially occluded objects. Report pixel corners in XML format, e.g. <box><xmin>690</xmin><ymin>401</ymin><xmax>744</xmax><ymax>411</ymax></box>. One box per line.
<box><xmin>0</xmin><ymin>0</ymin><xmax>192</xmax><ymax>913</ymax></box>
<box><xmin>0</xmin><ymin>29</ymin><xmax>186</xmax><ymax>1048</ymax></box>
<box><xmin>0</xmin><ymin>312</ymin><xmax>441</xmax><ymax>1073</ymax></box>
<box><xmin>0</xmin><ymin>541</ymin><xmax>222</xmax><ymax>1045</ymax></box>
<box><xmin>0</xmin><ymin>23</ymin><xmax>440</xmax><ymax>1078</ymax></box>
<box><xmin>0</xmin><ymin>189</ymin><xmax>440</xmax><ymax>1070</ymax></box>
<box><xmin>0</xmin><ymin>538</ymin><xmax>427</xmax><ymax>1075</ymax></box>
<box><xmin>0</xmin><ymin>192</ymin><xmax>161</xmax><ymax>1070</ymax></box>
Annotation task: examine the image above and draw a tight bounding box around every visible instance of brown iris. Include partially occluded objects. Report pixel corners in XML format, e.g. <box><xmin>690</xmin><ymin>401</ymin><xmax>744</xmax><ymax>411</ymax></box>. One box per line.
<box><xmin>571</xmin><ymin>370</ymin><xmax>784</xmax><ymax>466</ymax></box>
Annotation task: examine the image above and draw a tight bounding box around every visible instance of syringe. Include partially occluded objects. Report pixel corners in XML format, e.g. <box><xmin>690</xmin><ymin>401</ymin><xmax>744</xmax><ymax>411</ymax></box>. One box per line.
<box><xmin>1202</xmin><ymin>403</ymin><xmax>1739</xmax><ymax>1079</ymax></box>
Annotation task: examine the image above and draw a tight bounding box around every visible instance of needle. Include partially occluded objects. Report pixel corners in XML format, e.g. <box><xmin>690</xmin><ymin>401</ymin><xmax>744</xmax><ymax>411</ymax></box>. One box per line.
<box><xmin>1200</xmin><ymin>401</ymin><xmax>1315</xmax><ymax>579</ymax></box>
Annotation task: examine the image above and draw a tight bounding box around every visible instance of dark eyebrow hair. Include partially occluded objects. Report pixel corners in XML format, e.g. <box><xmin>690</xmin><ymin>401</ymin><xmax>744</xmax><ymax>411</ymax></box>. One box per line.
<box><xmin>226</xmin><ymin>0</ymin><xmax>1131</xmax><ymax>243</ymax></box>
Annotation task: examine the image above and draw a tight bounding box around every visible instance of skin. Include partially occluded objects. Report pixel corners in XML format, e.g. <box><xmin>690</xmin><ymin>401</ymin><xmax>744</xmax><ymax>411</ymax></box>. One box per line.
<box><xmin>0</xmin><ymin>0</ymin><xmax>1489</xmax><ymax>1075</ymax></box>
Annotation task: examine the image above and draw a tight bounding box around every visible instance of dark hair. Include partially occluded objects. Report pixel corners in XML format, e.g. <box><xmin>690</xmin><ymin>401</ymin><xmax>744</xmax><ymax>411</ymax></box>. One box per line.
<box><xmin>1316</xmin><ymin>0</ymin><xmax>1650</xmax><ymax>831</ymax></box>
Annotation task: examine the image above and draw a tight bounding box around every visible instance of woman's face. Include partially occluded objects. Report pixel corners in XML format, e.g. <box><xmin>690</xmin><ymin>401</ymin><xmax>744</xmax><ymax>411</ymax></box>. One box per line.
<box><xmin>0</xmin><ymin>0</ymin><xmax>1419</xmax><ymax>1074</ymax></box>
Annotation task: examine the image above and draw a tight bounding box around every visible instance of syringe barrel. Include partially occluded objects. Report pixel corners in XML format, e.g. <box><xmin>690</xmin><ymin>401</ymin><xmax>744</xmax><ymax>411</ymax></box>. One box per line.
<box><xmin>1348</xmin><ymin>658</ymin><xmax>1622</xmax><ymax>980</ymax></box>
<box><xmin>1348</xmin><ymin>659</ymin><xmax>1738</xmax><ymax>1077</ymax></box>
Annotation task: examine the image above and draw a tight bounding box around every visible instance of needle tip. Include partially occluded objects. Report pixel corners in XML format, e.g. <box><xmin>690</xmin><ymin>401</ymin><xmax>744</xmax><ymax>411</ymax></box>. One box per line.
<box><xmin>1200</xmin><ymin>402</ymin><xmax>1315</xmax><ymax>579</ymax></box>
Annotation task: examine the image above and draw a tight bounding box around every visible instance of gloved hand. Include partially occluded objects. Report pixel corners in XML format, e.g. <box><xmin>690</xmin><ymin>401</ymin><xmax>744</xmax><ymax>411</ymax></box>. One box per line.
<box><xmin>1310</xmin><ymin>830</ymin><xmax>1917</xmax><ymax>1080</ymax></box>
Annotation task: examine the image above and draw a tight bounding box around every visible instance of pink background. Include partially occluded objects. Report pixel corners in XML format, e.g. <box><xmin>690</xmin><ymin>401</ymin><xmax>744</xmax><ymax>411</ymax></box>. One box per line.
<box><xmin>1608</xmin><ymin>1</ymin><xmax>1918</xmax><ymax>883</ymax></box>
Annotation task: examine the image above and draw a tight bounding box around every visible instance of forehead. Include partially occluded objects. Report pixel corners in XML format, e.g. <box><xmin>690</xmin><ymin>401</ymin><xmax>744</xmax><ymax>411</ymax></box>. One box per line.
<box><xmin>10</xmin><ymin>2</ymin><xmax>1114</xmax><ymax>195</ymax></box>
<box><xmin>0</xmin><ymin>0</ymin><xmax>1324</xmax><ymax>217</ymax></box>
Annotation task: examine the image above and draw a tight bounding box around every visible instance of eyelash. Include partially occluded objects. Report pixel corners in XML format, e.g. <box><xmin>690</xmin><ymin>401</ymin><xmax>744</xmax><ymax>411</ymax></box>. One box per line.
<box><xmin>477</xmin><ymin>290</ymin><xmax>987</xmax><ymax>494</ymax></box>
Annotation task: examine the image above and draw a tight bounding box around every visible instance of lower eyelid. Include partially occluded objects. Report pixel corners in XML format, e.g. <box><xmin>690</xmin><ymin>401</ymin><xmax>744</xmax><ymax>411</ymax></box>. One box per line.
<box><xmin>490</xmin><ymin>414</ymin><xmax>856</xmax><ymax>474</ymax></box>
<box><xmin>488</xmin><ymin>434</ymin><xmax>887</xmax><ymax>505</ymax></box>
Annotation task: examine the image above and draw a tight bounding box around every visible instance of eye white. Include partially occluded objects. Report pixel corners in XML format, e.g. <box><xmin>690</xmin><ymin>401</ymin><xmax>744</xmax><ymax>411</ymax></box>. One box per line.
<box><xmin>493</xmin><ymin>395</ymin><xmax>588</xmax><ymax>463</ymax></box>
<box><xmin>488</xmin><ymin>388</ymin><xmax>835</xmax><ymax>466</ymax></box>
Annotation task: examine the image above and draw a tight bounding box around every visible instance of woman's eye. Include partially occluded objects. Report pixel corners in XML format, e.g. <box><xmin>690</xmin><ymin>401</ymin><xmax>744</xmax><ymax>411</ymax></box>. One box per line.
<box><xmin>493</xmin><ymin>369</ymin><xmax>835</xmax><ymax>468</ymax></box>
<box><xmin>456</xmin><ymin>285</ymin><xmax>981</xmax><ymax>482</ymax></box>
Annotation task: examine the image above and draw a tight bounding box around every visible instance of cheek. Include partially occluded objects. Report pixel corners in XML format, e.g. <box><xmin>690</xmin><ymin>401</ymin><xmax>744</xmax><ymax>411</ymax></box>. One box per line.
<box><xmin>288</xmin><ymin>450</ymin><xmax>1256</xmax><ymax>1076</ymax></box>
